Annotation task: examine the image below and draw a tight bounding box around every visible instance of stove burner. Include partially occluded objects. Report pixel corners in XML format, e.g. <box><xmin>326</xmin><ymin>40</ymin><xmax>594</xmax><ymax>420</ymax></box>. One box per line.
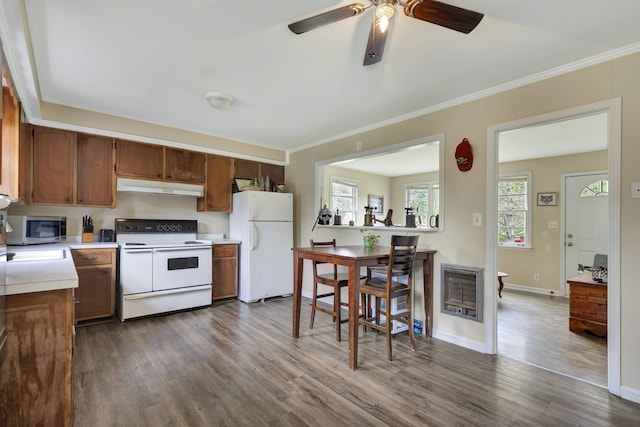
<box><xmin>185</xmin><ymin>241</ymin><xmax>201</xmax><ymax>244</ymax></box>
<box><xmin>125</xmin><ymin>242</ymin><xmax>147</xmax><ymax>246</ymax></box>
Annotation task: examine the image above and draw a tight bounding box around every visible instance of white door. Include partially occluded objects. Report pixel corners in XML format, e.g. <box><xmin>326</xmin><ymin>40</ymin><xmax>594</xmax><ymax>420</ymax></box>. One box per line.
<box><xmin>564</xmin><ymin>172</ymin><xmax>608</xmax><ymax>285</ymax></box>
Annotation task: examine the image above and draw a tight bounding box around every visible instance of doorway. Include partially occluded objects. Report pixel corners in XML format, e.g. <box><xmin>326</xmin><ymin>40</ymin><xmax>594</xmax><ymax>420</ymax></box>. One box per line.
<box><xmin>485</xmin><ymin>98</ymin><xmax>621</xmax><ymax>395</ymax></box>
<box><xmin>563</xmin><ymin>172</ymin><xmax>608</xmax><ymax>291</ymax></box>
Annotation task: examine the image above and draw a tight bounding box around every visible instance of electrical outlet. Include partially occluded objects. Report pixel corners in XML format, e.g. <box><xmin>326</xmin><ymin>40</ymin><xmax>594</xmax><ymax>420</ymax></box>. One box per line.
<box><xmin>534</xmin><ymin>273</ymin><xmax>540</xmax><ymax>282</ymax></box>
<box><xmin>632</xmin><ymin>181</ymin><xmax>640</xmax><ymax>199</ymax></box>
<box><xmin>548</xmin><ymin>221</ymin><xmax>558</xmax><ymax>229</ymax></box>
<box><xmin>473</xmin><ymin>213</ymin><xmax>482</xmax><ymax>227</ymax></box>
<box><xmin>356</xmin><ymin>140</ymin><xmax>362</xmax><ymax>152</ymax></box>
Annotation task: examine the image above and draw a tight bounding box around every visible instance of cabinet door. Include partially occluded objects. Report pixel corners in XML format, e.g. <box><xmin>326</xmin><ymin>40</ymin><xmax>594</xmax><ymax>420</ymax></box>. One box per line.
<box><xmin>165</xmin><ymin>148</ymin><xmax>206</xmax><ymax>183</ymax></box>
<box><xmin>32</xmin><ymin>127</ymin><xmax>75</xmax><ymax>204</ymax></box>
<box><xmin>233</xmin><ymin>158</ymin><xmax>259</xmax><ymax>179</ymax></box>
<box><xmin>0</xmin><ymin>86</ymin><xmax>20</xmax><ymax>200</ymax></box>
<box><xmin>260</xmin><ymin>162</ymin><xmax>284</xmax><ymax>185</ymax></box>
<box><xmin>198</xmin><ymin>154</ymin><xmax>232</xmax><ymax>212</ymax></box>
<box><xmin>77</xmin><ymin>134</ymin><xmax>115</xmax><ymax>207</ymax></box>
<box><xmin>115</xmin><ymin>140</ymin><xmax>163</xmax><ymax>179</ymax></box>
<box><xmin>212</xmin><ymin>245</ymin><xmax>238</xmax><ymax>300</ymax></box>
<box><xmin>74</xmin><ymin>266</ymin><xmax>115</xmax><ymax>321</ymax></box>
<box><xmin>1</xmin><ymin>289</ymin><xmax>74</xmax><ymax>426</ymax></box>
<box><xmin>72</xmin><ymin>249</ymin><xmax>116</xmax><ymax>321</ymax></box>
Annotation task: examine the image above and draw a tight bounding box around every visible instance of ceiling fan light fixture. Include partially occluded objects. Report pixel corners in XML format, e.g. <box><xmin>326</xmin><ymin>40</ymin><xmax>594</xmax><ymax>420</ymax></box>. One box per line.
<box><xmin>376</xmin><ymin>1</ymin><xmax>395</xmax><ymax>33</ymax></box>
<box><xmin>205</xmin><ymin>91</ymin><xmax>234</xmax><ymax>111</ymax></box>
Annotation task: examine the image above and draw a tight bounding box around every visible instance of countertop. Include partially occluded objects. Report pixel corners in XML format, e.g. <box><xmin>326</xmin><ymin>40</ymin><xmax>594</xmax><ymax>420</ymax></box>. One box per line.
<box><xmin>6</xmin><ymin>244</ymin><xmax>80</xmax><ymax>296</ymax></box>
<box><xmin>4</xmin><ymin>240</ymin><xmax>237</xmax><ymax>296</ymax></box>
<box><xmin>6</xmin><ymin>242</ymin><xmax>116</xmax><ymax>295</ymax></box>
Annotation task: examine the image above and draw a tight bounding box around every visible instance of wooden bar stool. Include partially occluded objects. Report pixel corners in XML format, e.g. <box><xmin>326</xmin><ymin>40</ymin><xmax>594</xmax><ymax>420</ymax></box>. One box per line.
<box><xmin>309</xmin><ymin>239</ymin><xmax>360</xmax><ymax>341</ymax></box>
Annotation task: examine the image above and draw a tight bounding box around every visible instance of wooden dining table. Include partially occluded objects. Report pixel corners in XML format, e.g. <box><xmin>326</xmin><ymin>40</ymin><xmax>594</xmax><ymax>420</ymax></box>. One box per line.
<box><xmin>292</xmin><ymin>245</ymin><xmax>437</xmax><ymax>370</ymax></box>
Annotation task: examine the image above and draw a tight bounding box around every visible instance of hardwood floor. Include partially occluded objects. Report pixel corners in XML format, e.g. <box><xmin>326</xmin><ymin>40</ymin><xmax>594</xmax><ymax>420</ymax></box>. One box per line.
<box><xmin>498</xmin><ymin>289</ymin><xmax>607</xmax><ymax>387</ymax></box>
<box><xmin>74</xmin><ymin>297</ymin><xmax>639</xmax><ymax>426</ymax></box>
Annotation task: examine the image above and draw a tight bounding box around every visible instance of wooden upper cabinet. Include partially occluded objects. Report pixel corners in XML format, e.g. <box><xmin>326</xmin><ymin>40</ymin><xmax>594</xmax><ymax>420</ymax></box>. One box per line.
<box><xmin>260</xmin><ymin>162</ymin><xmax>285</xmax><ymax>185</ymax></box>
<box><xmin>165</xmin><ymin>147</ymin><xmax>205</xmax><ymax>183</ymax></box>
<box><xmin>233</xmin><ymin>158</ymin><xmax>260</xmax><ymax>179</ymax></box>
<box><xmin>1</xmin><ymin>85</ymin><xmax>26</xmax><ymax>202</ymax></box>
<box><xmin>77</xmin><ymin>134</ymin><xmax>115</xmax><ymax>207</ymax></box>
<box><xmin>198</xmin><ymin>154</ymin><xmax>232</xmax><ymax>212</ymax></box>
<box><xmin>32</xmin><ymin>127</ymin><xmax>75</xmax><ymax>204</ymax></box>
<box><xmin>115</xmin><ymin>140</ymin><xmax>163</xmax><ymax>180</ymax></box>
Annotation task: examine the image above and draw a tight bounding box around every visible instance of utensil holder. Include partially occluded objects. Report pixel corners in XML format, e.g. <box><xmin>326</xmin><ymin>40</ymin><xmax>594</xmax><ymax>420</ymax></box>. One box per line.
<box><xmin>82</xmin><ymin>227</ymin><xmax>94</xmax><ymax>243</ymax></box>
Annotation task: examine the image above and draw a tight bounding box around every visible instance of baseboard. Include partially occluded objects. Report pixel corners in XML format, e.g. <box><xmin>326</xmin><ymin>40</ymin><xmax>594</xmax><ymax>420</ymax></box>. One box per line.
<box><xmin>620</xmin><ymin>385</ymin><xmax>640</xmax><ymax>403</ymax></box>
<box><xmin>431</xmin><ymin>328</ymin><xmax>486</xmax><ymax>353</ymax></box>
<box><xmin>503</xmin><ymin>282</ymin><xmax>565</xmax><ymax>297</ymax></box>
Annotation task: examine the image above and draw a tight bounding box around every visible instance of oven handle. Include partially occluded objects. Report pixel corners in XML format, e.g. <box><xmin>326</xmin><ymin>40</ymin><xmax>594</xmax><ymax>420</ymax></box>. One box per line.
<box><xmin>153</xmin><ymin>246</ymin><xmax>211</xmax><ymax>252</ymax></box>
<box><xmin>123</xmin><ymin>284</ymin><xmax>212</xmax><ymax>300</ymax></box>
<box><xmin>121</xmin><ymin>248</ymin><xmax>153</xmax><ymax>253</ymax></box>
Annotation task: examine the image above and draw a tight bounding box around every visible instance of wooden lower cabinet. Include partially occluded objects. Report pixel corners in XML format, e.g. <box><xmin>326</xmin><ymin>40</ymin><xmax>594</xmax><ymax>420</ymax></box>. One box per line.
<box><xmin>0</xmin><ymin>288</ymin><xmax>74</xmax><ymax>426</ymax></box>
<box><xmin>71</xmin><ymin>248</ymin><xmax>116</xmax><ymax>321</ymax></box>
<box><xmin>568</xmin><ymin>272</ymin><xmax>607</xmax><ymax>338</ymax></box>
<box><xmin>212</xmin><ymin>244</ymin><xmax>239</xmax><ymax>300</ymax></box>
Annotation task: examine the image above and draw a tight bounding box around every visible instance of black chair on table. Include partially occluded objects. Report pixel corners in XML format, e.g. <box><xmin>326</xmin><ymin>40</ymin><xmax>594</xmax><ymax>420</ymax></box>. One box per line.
<box><xmin>309</xmin><ymin>239</ymin><xmax>365</xmax><ymax>342</ymax></box>
<box><xmin>359</xmin><ymin>235</ymin><xmax>419</xmax><ymax>361</ymax></box>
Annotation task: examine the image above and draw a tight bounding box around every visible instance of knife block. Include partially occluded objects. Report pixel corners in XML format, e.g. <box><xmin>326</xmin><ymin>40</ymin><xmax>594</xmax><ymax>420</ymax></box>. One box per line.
<box><xmin>82</xmin><ymin>227</ymin><xmax>94</xmax><ymax>243</ymax></box>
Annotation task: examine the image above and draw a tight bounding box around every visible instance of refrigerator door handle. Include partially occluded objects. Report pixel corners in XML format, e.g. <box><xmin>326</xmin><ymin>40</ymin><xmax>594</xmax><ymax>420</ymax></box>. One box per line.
<box><xmin>251</xmin><ymin>223</ymin><xmax>258</xmax><ymax>251</ymax></box>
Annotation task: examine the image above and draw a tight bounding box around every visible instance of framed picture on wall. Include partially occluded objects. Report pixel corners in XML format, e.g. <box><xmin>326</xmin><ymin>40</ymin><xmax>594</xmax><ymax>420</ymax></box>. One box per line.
<box><xmin>537</xmin><ymin>192</ymin><xmax>557</xmax><ymax>206</ymax></box>
<box><xmin>368</xmin><ymin>194</ymin><xmax>384</xmax><ymax>213</ymax></box>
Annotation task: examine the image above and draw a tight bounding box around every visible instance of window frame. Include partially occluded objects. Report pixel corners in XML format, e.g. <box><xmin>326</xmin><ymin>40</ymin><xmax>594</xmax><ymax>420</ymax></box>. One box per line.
<box><xmin>498</xmin><ymin>172</ymin><xmax>532</xmax><ymax>249</ymax></box>
<box><xmin>405</xmin><ymin>181</ymin><xmax>439</xmax><ymax>227</ymax></box>
<box><xmin>330</xmin><ymin>176</ymin><xmax>358</xmax><ymax>225</ymax></box>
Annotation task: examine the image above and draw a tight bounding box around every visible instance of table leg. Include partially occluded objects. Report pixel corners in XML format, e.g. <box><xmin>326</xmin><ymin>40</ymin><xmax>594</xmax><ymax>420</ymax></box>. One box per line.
<box><xmin>348</xmin><ymin>260</ymin><xmax>360</xmax><ymax>370</ymax></box>
<box><xmin>292</xmin><ymin>252</ymin><xmax>303</xmax><ymax>338</ymax></box>
<box><xmin>498</xmin><ymin>276</ymin><xmax>504</xmax><ymax>298</ymax></box>
<box><xmin>422</xmin><ymin>255</ymin><xmax>433</xmax><ymax>337</ymax></box>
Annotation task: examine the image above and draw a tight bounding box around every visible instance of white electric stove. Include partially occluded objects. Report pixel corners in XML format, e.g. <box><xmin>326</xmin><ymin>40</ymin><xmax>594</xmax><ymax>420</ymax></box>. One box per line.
<box><xmin>115</xmin><ymin>218</ymin><xmax>212</xmax><ymax>321</ymax></box>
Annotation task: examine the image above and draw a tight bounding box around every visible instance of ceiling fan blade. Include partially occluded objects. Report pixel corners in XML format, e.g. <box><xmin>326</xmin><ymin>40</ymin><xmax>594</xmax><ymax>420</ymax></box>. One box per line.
<box><xmin>404</xmin><ymin>0</ymin><xmax>484</xmax><ymax>34</ymax></box>
<box><xmin>288</xmin><ymin>3</ymin><xmax>368</xmax><ymax>34</ymax></box>
<box><xmin>363</xmin><ymin>17</ymin><xmax>391</xmax><ymax>66</ymax></box>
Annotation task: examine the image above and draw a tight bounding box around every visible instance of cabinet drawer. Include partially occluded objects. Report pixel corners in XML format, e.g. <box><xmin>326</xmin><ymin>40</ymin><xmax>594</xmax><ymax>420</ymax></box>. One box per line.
<box><xmin>569</xmin><ymin>284</ymin><xmax>607</xmax><ymax>323</ymax></box>
<box><xmin>71</xmin><ymin>249</ymin><xmax>114</xmax><ymax>266</ymax></box>
<box><xmin>213</xmin><ymin>245</ymin><xmax>237</xmax><ymax>258</ymax></box>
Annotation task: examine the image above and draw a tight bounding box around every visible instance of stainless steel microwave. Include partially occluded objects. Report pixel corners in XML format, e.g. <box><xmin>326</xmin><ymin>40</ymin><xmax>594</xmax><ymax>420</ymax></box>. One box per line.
<box><xmin>6</xmin><ymin>215</ymin><xmax>67</xmax><ymax>245</ymax></box>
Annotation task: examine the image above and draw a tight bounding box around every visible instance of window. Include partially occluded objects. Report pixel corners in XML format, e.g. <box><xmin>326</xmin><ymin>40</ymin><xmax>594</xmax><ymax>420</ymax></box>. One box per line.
<box><xmin>580</xmin><ymin>180</ymin><xmax>608</xmax><ymax>198</ymax></box>
<box><xmin>498</xmin><ymin>173</ymin><xmax>531</xmax><ymax>248</ymax></box>
<box><xmin>406</xmin><ymin>182</ymin><xmax>439</xmax><ymax>226</ymax></box>
<box><xmin>331</xmin><ymin>177</ymin><xmax>358</xmax><ymax>224</ymax></box>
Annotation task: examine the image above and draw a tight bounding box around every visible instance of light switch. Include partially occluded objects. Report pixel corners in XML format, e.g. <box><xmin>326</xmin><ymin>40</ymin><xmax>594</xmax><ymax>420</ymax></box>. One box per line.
<box><xmin>632</xmin><ymin>181</ymin><xmax>640</xmax><ymax>199</ymax></box>
<box><xmin>473</xmin><ymin>213</ymin><xmax>482</xmax><ymax>227</ymax></box>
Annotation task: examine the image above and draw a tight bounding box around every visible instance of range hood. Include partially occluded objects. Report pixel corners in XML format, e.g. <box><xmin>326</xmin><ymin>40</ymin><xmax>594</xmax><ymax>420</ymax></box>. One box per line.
<box><xmin>116</xmin><ymin>178</ymin><xmax>204</xmax><ymax>197</ymax></box>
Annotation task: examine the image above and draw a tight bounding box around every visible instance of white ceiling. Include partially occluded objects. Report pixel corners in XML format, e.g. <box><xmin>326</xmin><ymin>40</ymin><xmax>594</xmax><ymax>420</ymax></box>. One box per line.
<box><xmin>1</xmin><ymin>0</ymin><xmax>639</xmax><ymax>157</ymax></box>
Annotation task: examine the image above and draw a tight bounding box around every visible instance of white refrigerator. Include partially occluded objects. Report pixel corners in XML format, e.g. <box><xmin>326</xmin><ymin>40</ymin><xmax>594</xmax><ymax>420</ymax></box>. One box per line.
<box><xmin>229</xmin><ymin>191</ymin><xmax>293</xmax><ymax>303</ymax></box>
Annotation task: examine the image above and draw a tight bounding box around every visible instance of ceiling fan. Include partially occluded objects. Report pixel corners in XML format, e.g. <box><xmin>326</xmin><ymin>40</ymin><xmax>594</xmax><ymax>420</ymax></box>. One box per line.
<box><xmin>288</xmin><ymin>0</ymin><xmax>484</xmax><ymax>66</ymax></box>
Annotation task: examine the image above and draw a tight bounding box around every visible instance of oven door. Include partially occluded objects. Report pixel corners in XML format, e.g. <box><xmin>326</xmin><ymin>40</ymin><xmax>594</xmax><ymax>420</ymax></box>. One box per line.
<box><xmin>119</xmin><ymin>247</ymin><xmax>153</xmax><ymax>295</ymax></box>
<box><xmin>152</xmin><ymin>246</ymin><xmax>212</xmax><ymax>291</ymax></box>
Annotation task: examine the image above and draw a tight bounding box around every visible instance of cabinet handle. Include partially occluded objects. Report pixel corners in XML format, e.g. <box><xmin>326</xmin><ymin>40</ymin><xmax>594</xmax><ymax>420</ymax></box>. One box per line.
<box><xmin>74</xmin><ymin>298</ymin><xmax>80</xmax><ymax>304</ymax></box>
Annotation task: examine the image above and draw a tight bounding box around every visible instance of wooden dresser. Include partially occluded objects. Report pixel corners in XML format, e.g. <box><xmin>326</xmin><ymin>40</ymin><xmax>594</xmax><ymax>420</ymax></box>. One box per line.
<box><xmin>567</xmin><ymin>272</ymin><xmax>607</xmax><ymax>338</ymax></box>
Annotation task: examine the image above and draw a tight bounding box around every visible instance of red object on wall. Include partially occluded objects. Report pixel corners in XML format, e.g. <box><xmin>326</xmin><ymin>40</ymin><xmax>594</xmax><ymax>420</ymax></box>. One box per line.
<box><xmin>455</xmin><ymin>138</ymin><xmax>473</xmax><ymax>171</ymax></box>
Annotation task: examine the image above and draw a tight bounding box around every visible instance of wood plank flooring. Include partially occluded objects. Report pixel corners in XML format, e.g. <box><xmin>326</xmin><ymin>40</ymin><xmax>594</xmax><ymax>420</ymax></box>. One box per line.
<box><xmin>73</xmin><ymin>297</ymin><xmax>639</xmax><ymax>426</ymax></box>
<box><xmin>498</xmin><ymin>289</ymin><xmax>607</xmax><ymax>387</ymax></box>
